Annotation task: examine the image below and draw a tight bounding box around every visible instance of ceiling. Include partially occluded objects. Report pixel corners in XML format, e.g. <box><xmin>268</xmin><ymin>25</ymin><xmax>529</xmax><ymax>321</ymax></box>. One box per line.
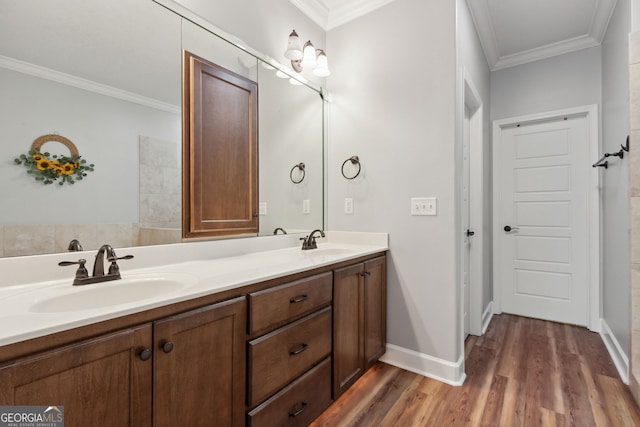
<box><xmin>467</xmin><ymin>0</ymin><xmax>617</xmax><ymax>70</ymax></box>
<box><xmin>290</xmin><ymin>0</ymin><xmax>618</xmax><ymax>70</ymax></box>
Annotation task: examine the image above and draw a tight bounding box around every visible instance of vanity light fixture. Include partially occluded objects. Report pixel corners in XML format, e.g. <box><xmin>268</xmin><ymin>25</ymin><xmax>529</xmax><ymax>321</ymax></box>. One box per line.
<box><xmin>284</xmin><ymin>29</ymin><xmax>331</xmax><ymax>77</ymax></box>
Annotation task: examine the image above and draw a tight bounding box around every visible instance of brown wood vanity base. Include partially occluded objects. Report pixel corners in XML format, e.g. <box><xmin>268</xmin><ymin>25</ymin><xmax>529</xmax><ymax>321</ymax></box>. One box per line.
<box><xmin>248</xmin><ymin>358</ymin><xmax>332</xmax><ymax>427</ymax></box>
<box><xmin>0</xmin><ymin>252</ymin><xmax>387</xmax><ymax>427</ymax></box>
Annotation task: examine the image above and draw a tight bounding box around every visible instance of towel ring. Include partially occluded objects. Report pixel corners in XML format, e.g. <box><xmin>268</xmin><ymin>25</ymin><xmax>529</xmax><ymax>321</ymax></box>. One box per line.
<box><xmin>290</xmin><ymin>162</ymin><xmax>305</xmax><ymax>184</ymax></box>
<box><xmin>341</xmin><ymin>155</ymin><xmax>361</xmax><ymax>180</ymax></box>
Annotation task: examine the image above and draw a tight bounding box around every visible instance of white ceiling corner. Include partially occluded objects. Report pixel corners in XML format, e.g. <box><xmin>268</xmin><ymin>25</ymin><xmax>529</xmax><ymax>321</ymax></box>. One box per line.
<box><xmin>467</xmin><ymin>0</ymin><xmax>618</xmax><ymax>71</ymax></box>
<box><xmin>288</xmin><ymin>0</ymin><xmax>330</xmax><ymax>31</ymax></box>
<box><xmin>289</xmin><ymin>0</ymin><xmax>399</xmax><ymax>31</ymax></box>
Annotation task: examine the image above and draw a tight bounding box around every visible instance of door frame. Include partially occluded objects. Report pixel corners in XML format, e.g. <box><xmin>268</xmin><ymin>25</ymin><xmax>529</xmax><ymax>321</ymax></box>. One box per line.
<box><xmin>491</xmin><ymin>104</ymin><xmax>600</xmax><ymax>331</ymax></box>
<box><xmin>460</xmin><ymin>69</ymin><xmax>485</xmax><ymax>338</ymax></box>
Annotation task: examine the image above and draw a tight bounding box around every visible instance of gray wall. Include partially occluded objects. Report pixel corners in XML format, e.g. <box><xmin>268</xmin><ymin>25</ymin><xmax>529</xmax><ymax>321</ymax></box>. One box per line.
<box><xmin>491</xmin><ymin>47</ymin><xmax>602</xmax><ymax>121</ymax></box>
<box><xmin>601</xmin><ymin>0</ymin><xmax>630</xmax><ymax>357</ymax></box>
<box><xmin>174</xmin><ymin>0</ymin><xmax>325</xmax><ymax>80</ymax></box>
<box><xmin>327</xmin><ymin>0</ymin><xmax>460</xmax><ymax>363</ymax></box>
<box><xmin>457</xmin><ymin>0</ymin><xmax>492</xmax><ymax>316</ymax></box>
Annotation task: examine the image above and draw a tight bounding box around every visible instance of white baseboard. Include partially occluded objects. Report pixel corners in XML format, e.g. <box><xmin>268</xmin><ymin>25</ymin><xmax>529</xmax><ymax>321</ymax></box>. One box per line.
<box><xmin>481</xmin><ymin>302</ymin><xmax>493</xmax><ymax>334</ymax></box>
<box><xmin>600</xmin><ymin>319</ymin><xmax>629</xmax><ymax>384</ymax></box>
<box><xmin>379</xmin><ymin>344</ymin><xmax>466</xmax><ymax>386</ymax></box>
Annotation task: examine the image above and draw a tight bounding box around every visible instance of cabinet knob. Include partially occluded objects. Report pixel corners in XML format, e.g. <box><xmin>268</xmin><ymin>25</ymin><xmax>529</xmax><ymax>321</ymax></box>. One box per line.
<box><xmin>161</xmin><ymin>341</ymin><xmax>174</xmax><ymax>353</ymax></box>
<box><xmin>288</xmin><ymin>401</ymin><xmax>308</xmax><ymax>418</ymax></box>
<box><xmin>289</xmin><ymin>343</ymin><xmax>308</xmax><ymax>355</ymax></box>
<box><xmin>360</xmin><ymin>271</ymin><xmax>371</xmax><ymax>277</ymax></box>
<box><xmin>139</xmin><ymin>348</ymin><xmax>152</xmax><ymax>361</ymax></box>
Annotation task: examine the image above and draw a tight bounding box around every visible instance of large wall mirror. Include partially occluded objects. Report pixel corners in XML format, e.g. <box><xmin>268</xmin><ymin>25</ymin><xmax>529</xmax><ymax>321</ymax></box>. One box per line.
<box><xmin>0</xmin><ymin>0</ymin><xmax>325</xmax><ymax>257</ymax></box>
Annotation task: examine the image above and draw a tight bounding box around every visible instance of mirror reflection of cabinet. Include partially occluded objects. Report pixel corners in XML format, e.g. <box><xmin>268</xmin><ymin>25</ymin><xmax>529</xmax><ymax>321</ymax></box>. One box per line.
<box><xmin>182</xmin><ymin>51</ymin><xmax>258</xmax><ymax>238</ymax></box>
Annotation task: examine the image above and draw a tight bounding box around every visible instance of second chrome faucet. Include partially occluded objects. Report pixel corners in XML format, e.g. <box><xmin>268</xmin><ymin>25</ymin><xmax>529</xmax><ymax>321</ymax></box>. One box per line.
<box><xmin>59</xmin><ymin>244</ymin><xmax>134</xmax><ymax>286</ymax></box>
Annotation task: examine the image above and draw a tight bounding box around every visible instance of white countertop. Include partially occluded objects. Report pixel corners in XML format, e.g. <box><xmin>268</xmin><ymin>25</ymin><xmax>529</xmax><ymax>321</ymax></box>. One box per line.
<box><xmin>0</xmin><ymin>231</ymin><xmax>388</xmax><ymax>347</ymax></box>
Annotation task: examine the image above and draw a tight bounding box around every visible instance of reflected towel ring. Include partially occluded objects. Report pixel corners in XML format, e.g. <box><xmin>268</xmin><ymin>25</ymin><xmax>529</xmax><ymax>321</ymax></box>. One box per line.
<box><xmin>341</xmin><ymin>155</ymin><xmax>361</xmax><ymax>180</ymax></box>
<box><xmin>290</xmin><ymin>162</ymin><xmax>306</xmax><ymax>184</ymax></box>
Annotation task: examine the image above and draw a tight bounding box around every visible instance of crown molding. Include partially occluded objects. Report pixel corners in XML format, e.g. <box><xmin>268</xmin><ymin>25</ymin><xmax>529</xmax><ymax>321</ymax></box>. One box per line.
<box><xmin>0</xmin><ymin>55</ymin><xmax>180</xmax><ymax>114</ymax></box>
<box><xmin>492</xmin><ymin>35</ymin><xmax>601</xmax><ymax>71</ymax></box>
<box><xmin>327</xmin><ymin>0</ymin><xmax>399</xmax><ymax>30</ymax></box>
<box><xmin>468</xmin><ymin>0</ymin><xmax>618</xmax><ymax>71</ymax></box>
<box><xmin>466</xmin><ymin>0</ymin><xmax>500</xmax><ymax>70</ymax></box>
<box><xmin>288</xmin><ymin>0</ymin><xmax>329</xmax><ymax>30</ymax></box>
<box><xmin>289</xmin><ymin>0</ymin><xmax>399</xmax><ymax>31</ymax></box>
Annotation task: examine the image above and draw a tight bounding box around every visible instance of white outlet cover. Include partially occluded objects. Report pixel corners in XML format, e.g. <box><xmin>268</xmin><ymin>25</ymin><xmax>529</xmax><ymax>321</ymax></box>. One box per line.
<box><xmin>344</xmin><ymin>198</ymin><xmax>353</xmax><ymax>214</ymax></box>
<box><xmin>259</xmin><ymin>202</ymin><xmax>267</xmax><ymax>215</ymax></box>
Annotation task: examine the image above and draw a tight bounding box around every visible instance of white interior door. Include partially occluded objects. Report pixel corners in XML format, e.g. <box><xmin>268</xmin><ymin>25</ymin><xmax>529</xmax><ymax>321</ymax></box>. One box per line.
<box><xmin>495</xmin><ymin>114</ymin><xmax>589</xmax><ymax>326</ymax></box>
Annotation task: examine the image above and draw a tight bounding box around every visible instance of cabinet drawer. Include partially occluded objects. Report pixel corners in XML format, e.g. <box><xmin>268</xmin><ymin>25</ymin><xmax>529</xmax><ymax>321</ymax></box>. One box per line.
<box><xmin>248</xmin><ymin>357</ymin><xmax>332</xmax><ymax>427</ymax></box>
<box><xmin>248</xmin><ymin>272</ymin><xmax>332</xmax><ymax>335</ymax></box>
<box><xmin>248</xmin><ymin>307</ymin><xmax>332</xmax><ymax>407</ymax></box>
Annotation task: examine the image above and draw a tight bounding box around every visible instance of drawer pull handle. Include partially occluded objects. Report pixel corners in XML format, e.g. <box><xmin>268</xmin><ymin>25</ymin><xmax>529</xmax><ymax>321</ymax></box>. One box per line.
<box><xmin>290</xmin><ymin>294</ymin><xmax>308</xmax><ymax>303</ymax></box>
<box><xmin>289</xmin><ymin>343</ymin><xmax>308</xmax><ymax>355</ymax></box>
<box><xmin>289</xmin><ymin>401</ymin><xmax>308</xmax><ymax>418</ymax></box>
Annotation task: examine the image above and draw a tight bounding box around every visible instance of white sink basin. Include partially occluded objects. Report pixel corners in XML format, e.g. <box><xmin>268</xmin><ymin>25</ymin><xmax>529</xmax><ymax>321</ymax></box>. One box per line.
<box><xmin>302</xmin><ymin>247</ymin><xmax>356</xmax><ymax>257</ymax></box>
<box><xmin>29</xmin><ymin>274</ymin><xmax>196</xmax><ymax>313</ymax></box>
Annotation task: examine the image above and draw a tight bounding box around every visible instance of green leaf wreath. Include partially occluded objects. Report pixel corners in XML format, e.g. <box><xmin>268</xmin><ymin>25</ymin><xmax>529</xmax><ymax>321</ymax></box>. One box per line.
<box><xmin>14</xmin><ymin>150</ymin><xmax>95</xmax><ymax>185</ymax></box>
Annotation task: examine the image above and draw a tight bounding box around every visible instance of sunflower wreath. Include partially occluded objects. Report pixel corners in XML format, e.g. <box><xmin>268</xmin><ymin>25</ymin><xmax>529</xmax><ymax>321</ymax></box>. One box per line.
<box><xmin>14</xmin><ymin>134</ymin><xmax>95</xmax><ymax>186</ymax></box>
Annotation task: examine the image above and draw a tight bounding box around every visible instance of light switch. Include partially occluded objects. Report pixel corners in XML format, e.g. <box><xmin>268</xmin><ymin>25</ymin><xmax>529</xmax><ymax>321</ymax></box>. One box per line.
<box><xmin>303</xmin><ymin>199</ymin><xmax>310</xmax><ymax>214</ymax></box>
<box><xmin>259</xmin><ymin>202</ymin><xmax>267</xmax><ymax>215</ymax></box>
<box><xmin>411</xmin><ymin>197</ymin><xmax>436</xmax><ymax>216</ymax></box>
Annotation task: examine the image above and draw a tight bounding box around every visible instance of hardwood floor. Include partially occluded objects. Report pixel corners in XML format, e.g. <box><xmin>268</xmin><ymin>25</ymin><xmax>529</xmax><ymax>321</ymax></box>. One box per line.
<box><xmin>311</xmin><ymin>314</ymin><xmax>640</xmax><ymax>427</ymax></box>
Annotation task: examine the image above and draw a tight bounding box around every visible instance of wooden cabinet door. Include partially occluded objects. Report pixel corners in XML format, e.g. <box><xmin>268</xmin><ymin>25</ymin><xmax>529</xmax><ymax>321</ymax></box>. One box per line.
<box><xmin>183</xmin><ymin>51</ymin><xmax>258</xmax><ymax>239</ymax></box>
<box><xmin>0</xmin><ymin>325</ymin><xmax>152</xmax><ymax>427</ymax></box>
<box><xmin>153</xmin><ymin>296</ymin><xmax>246</xmax><ymax>427</ymax></box>
<box><xmin>364</xmin><ymin>256</ymin><xmax>387</xmax><ymax>368</ymax></box>
<box><xmin>332</xmin><ymin>263</ymin><xmax>364</xmax><ymax>398</ymax></box>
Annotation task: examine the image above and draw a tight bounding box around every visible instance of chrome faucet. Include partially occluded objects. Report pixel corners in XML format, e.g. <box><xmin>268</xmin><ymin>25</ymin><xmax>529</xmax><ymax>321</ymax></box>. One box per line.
<box><xmin>300</xmin><ymin>229</ymin><xmax>325</xmax><ymax>250</ymax></box>
<box><xmin>59</xmin><ymin>244</ymin><xmax>133</xmax><ymax>286</ymax></box>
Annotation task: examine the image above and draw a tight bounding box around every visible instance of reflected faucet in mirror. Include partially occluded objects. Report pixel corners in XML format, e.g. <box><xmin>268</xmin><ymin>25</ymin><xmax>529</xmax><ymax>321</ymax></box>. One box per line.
<box><xmin>273</xmin><ymin>227</ymin><xmax>287</xmax><ymax>235</ymax></box>
<box><xmin>67</xmin><ymin>239</ymin><xmax>83</xmax><ymax>252</ymax></box>
<box><xmin>59</xmin><ymin>244</ymin><xmax>134</xmax><ymax>286</ymax></box>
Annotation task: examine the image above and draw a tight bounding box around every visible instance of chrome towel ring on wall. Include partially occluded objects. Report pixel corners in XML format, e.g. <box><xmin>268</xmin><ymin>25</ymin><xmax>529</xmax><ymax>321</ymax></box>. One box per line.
<box><xmin>290</xmin><ymin>162</ymin><xmax>305</xmax><ymax>184</ymax></box>
<box><xmin>341</xmin><ymin>155</ymin><xmax>361</xmax><ymax>180</ymax></box>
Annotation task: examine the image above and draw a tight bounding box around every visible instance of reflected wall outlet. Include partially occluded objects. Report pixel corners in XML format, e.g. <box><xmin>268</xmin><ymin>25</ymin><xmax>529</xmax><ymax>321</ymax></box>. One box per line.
<box><xmin>259</xmin><ymin>202</ymin><xmax>267</xmax><ymax>215</ymax></box>
<box><xmin>302</xmin><ymin>199</ymin><xmax>310</xmax><ymax>214</ymax></box>
<box><xmin>411</xmin><ymin>197</ymin><xmax>436</xmax><ymax>216</ymax></box>
<box><xmin>344</xmin><ymin>198</ymin><xmax>353</xmax><ymax>214</ymax></box>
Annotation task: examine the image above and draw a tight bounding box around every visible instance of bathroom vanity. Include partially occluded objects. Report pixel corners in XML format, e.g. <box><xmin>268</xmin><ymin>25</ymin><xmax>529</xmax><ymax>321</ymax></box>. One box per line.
<box><xmin>0</xmin><ymin>234</ymin><xmax>387</xmax><ymax>427</ymax></box>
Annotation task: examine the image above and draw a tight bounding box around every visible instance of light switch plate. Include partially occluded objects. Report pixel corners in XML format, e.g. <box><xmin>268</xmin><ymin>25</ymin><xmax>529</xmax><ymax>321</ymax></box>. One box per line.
<box><xmin>259</xmin><ymin>202</ymin><xmax>267</xmax><ymax>215</ymax></box>
<box><xmin>302</xmin><ymin>199</ymin><xmax>310</xmax><ymax>214</ymax></box>
<box><xmin>411</xmin><ymin>197</ymin><xmax>436</xmax><ymax>216</ymax></box>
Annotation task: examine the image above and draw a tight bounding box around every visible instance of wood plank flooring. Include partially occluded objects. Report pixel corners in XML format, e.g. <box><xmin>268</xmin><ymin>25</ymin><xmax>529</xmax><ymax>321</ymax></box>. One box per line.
<box><xmin>310</xmin><ymin>314</ymin><xmax>640</xmax><ymax>427</ymax></box>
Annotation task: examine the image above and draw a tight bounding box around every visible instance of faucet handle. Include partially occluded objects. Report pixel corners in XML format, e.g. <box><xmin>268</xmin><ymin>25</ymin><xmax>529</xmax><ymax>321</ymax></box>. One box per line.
<box><xmin>107</xmin><ymin>254</ymin><xmax>134</xmax><ymax>262</ymax></box>
<box><xmin>107</xmin><ymin>254</ymin><xmax>134</xmax><ymax>275</ymax></box>
<box><xmin>58</xmin><ymin>259</ymin><xmax>89</xmax><ymax>279</ymax></box>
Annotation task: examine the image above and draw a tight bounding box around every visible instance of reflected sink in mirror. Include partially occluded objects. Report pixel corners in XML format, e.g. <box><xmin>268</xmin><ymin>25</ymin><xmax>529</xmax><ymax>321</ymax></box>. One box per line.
<box><xmin>29</xmin><ymin>273</ymin><xmax>197</xmax><ymax>313</ymax></box>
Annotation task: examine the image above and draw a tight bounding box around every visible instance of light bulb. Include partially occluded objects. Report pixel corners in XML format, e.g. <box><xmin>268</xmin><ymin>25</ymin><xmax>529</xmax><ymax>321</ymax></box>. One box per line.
<box><xmin>313</xmin><ymin>50</ymin><xmax>331</xmax><ymax>77</ymax></box>
<box><xmin>300</xmin><ymin>40</ymin><xmax>317</xmax><ymax>69</ymax></box>
<box><xmin>284</xmin><ymin>30</ymin><xmax>303</xmax><ymax>60</ymax></box>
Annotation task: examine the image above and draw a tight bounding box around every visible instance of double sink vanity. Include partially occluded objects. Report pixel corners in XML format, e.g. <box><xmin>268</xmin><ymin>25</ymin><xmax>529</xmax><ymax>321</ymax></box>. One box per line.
<box><xmin>0</xmin><ymin>231</ymin><xmax>388</xmax><ymax>427</ymax></box>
